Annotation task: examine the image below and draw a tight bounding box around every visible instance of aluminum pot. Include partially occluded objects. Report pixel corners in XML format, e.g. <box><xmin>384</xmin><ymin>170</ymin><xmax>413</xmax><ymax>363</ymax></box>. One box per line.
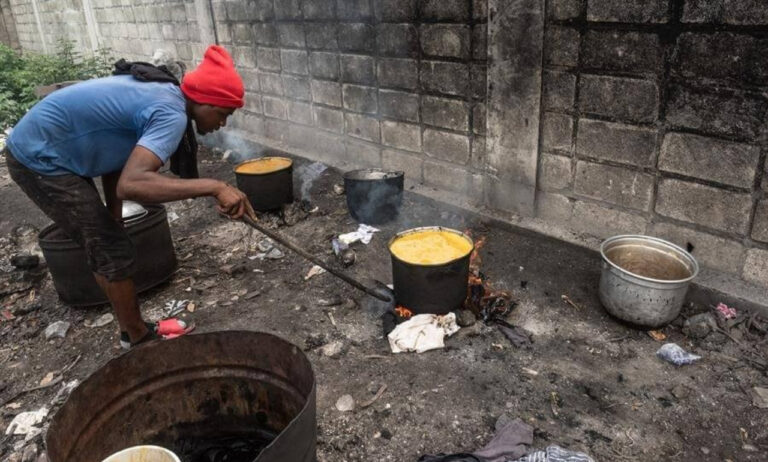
<box><xmin>235</xmin><ymin>156</ymin><xmax>294</xmax><ymax>211</ymax></box>
<box><xmin>344</xmin><ymin>169</ymin><xmax>404</xmax><ymax>225</ymax></box>
<box><xmin>389</xmin><ymin>227</ymin><xmax>473</xmax><ymax>315</ymax></box>
<box><xmin>599</xmin><ymin>235</ymin><xmax>699</xmax><ymax>327</ymax></box>
<box><xmin>38</xmin><ymin>205</ymin><xmax>177</xmax><ymax>307</ymax></box>
<box><xmin>46</xmin><ymin>331</ymin><xmax>317</xmax><ymax>462</ymax></box>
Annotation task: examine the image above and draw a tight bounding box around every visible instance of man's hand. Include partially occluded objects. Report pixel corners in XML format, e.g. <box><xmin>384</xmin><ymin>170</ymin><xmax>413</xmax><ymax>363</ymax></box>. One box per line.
<box><xmin>214</xmin><ymin>183</ymin><xmax>251</xmax><ymax>219</ymax></box>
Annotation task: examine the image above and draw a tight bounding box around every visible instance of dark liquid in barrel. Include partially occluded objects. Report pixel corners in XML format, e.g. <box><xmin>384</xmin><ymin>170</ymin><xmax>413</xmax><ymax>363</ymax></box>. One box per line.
<box><xmin>171</xmin><ymin>430</ymin><xmax>277</xmax><ymax>462</ymax></box>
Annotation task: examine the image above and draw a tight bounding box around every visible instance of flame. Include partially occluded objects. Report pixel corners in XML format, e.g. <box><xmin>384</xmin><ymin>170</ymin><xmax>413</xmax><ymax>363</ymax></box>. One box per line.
<box><xmin>469</xmin><ymin>235</ymin><xmax>487</xmax><ymax>274</ymax></box>
<box><xmin>463</xmin><ymin>232</ymin><xmax>515</xmax><ymax>320</ymax></box>
<box><xmin>395</xmin><ymin>306</ymin><xmax>413</xmax><ymax>319</ymax></box>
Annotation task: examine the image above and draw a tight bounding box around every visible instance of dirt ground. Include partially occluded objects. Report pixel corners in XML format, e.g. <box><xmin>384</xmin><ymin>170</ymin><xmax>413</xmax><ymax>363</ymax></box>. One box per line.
<box><xmin>1</xmin><ymin>147</ymin><xmax>767</xmax><ymax>462</ymax></box>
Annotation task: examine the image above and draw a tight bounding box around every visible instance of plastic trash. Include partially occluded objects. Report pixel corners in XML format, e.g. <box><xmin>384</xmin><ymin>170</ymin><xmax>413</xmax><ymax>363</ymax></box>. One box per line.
<box><xmin>656</xmin><ymin>343</ymin><xmax>701</xmax><ymax>366</ymax></box>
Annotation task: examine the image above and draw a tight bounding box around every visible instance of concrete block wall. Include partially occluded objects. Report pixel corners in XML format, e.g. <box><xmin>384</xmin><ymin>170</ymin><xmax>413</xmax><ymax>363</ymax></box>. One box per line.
<box><xmin>537</xmin><ymin>0</ymin><xmax>768</xmax><ymax>284</ymax></box>
<box><xmin>217</xmin><ymin>0</ymin><xmax>489</xmax><ymax>202</ymax></box>
<box><xmin>0</xmin><ymin>0</ymin><xmax>20</xmax><ymax>49</ymax></box>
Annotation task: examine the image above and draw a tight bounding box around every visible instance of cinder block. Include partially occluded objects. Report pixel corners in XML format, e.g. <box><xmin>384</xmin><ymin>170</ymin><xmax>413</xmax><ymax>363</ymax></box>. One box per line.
<box><xmin>283</xmin><ymin>75</ymin><xmax>311</xmax><ymax>101</ymax></box>
<box><xmin>302</xmin><ymin>0</ymin><xmax>335</xmax><ymax>19</ymax></box>
<box><xmin>311</xmin><ymin>80</ymin><xmax>342</xmax><ymax>107</ymax></box>
<box><xmin>259</xmin><ymin>72</ymin><xmax>284</xmax><ymax>96</ymax></box>
<box><xmin>472</xmin><ymin>24</ymin><xmax>487</xmax><ymax>60</ymax></box>
<box><xmin>743</xmin><ymin>248</ymin><xmax>768</xmax><ymax>286</ymax></box>
<box><xmin>376</xmin><ymin>24</ymin><xmax>418</xmax><ymax>57</ymax></box>
<box><xmin>541</xmin><ymin>112</ymin><xmax>573</xmax><ymax>152</ymax></box>
<box><xmin>536</xmin><ymin>191</ymin><xmax>574</xmax><ymax>223</ymax></box>
<box><xmin>422</xmin><ymin>96</ymin><xmax>469</xmax><ymax>132</ymax></box>
<box><xmin>244</xmin><ymin>0</ymin><xmax>273</xmax><ymax>21</ymax></box>
<box><xmin>309</xmin><ymin>52</ymin><xmax>340</xmax><ymax>80</ymax></box>
<box><xmin>751</xmin><ymin>201</ymin><xmax>768</xmax><ymax>243</ymax></box>
<box><xmin>656</xmin><ymin>178</ymin><xmax>753</xmax><ymax>234</ymax></box>
<box><xmin>420</xmin><ymin>24</ymin><xmax>471</xmax><ymax>60</ymax></box>
<box><xmin>257</xmin><ymin>47</ymin><xmax>281</xmax><ymax>72</ymax></box>
<box><xmin>572</xmin><ymin>199</ymin><xmax>647</xmax><ymax>238</ymax></box>
<box><xmin>345</xmin><ymin>113</ymin><xmax>380</xmax><ymax>142</ymax></box>
<box><xmin>232</xmin><ymin>23</ymin><xmax>252</xmax><ymax>44</ymax></box>
<box><xmin>470</xmin><ymin>64</ymin><xmax>487</xmax><ymax>100</ymax></box>
<box><xmin>421</xmin><ymin>0</ymin><xmax>469</xmax><ymax>21</ymax></box>
<box><xmin>673</xmin><ymin>32</ymin><xmax>768</xmax><ymax>86</ymax></box>
<box><xmin>374</xmin><ymin>0</ymin><xmax>417</xmax><ymax>22</ymax></box>
<box><xmin>340</xmin><ymin>54</ymin><xmax>376</xmax><ymax>85</ymax></box>
<box><xmin>421</xmin><ymin>61</ymin><xmax>470</xmax><ymax>97</ymax></box>
<box><xmin>575</xmin><ymin>161</ymin><xmax>654</xmax><ymax>210</ymax></box>
<box><xmin>547</xmin><ymin>0</ymin><xmax>581</xmax><ymax>20</ymax></box>
<box><xmin>281</xmin><ymin>49</ymin><xmax>308</xmax><ymax>75</ymax></box>
<box><xmin>342</xmin><ymin>84</ymin><xmax>378</xmax><ymax>114</ymax></box>
<box><xmin>473</xmin><ymin>0</ymin><xmax>488</xmax><ymax>20</ymax></box>
<box><xmin>471</xmin><ymin>136</ymin><xmax>487</xmax><ymax>169</ymax></box>
<box><xmin>344</xmin><ymin>138</ymin><xmax>382</xmax><ymax>168</ymax></box>
<box><xmin>583</xmin><ymin>30</ymin><xmax>662</xmax><ymax>73</ymax></box>
<box><xmin>423</xmin><ymin>129</ymin><xmax>470</xmax><ymax>164</ymax></box>
<box><xmin>286</xmin><ymin>100</ymin><xmax>313</xmax><ymax>126</ymax></box>
<box><xmin>338</xmin><ymin>23</ymin><xmax>375</xmax><ymax>53</ymax></box>
<box><xmin>542</xmin><ymin>71</ymin><xmax>576</xmax><ymax>111</ymax></box>
<box><xmin>275</xmin><ymin>0</ymin><xmax>301</xmax><ymax>19</ymax></box>
<box><xmin>240</xmin><ymin>69</ymin><xmax>261</xmax><ymax>92</ymax></box>
<box><xmin>231</xmin><ymin>46</ymin><xmax>257</xmax><ymax>69</ymax></box>
<box><xmin>587</xmin><ymin>0</ymin><xmax>670</xmax><ymax>23</ymax></box>
<box><xmin>577</xmin><ymin>119</ymin><xmax>657</xmax><ymax>167</ymax></box>
<box><xmin>337</xmin><ymin>0</ymin><xmax>373</xmax><ymax>20</ymax></box>
<box><xmin>539</xmin><ymin>153</ymin><xmax>572</xmax><ymax>191</ymax></box>
<box><xmin>666</xmin><ymin>85</ymin><xmax>766</xmax><ymax>140</ymax></box>
<box><xmin>225</xmin><ymin>1</ymin><xmax>247</xmax><ymax>20</ymax></box>
<box><xmin>659</xmin><ymin>132</ymin><xmax>760</xmax><ymax>188</ymax></box>
<box><xmin>382</xmin><ymin>148</ymin><xmax>423</xmax><ymax>183</ymax></box>
<box><xmin>375</xmin><ymin>58</ymin><xmax>416</xmax><ymax>91</ymax></box>
<box><xmin>314</xmin><ymin>106</ymin><xmax>344</xmax><ymax>133</ymax></box>
<box><xmin>379</xmin><ymin>89</ymin><xmax>419</xmax><ymax>122</ymax></box>
<box><xmin>683</xmin><ymin>0</ymin><xmax>768</xmax><ymax>25</ymax></box>
<box><xmin>244</xmin><ymin>93</ymin><xmax>262</xmax><ymax>114</ymax></box>
<box><xmin>423</xmin><ymin>160</ymin><xmax>471</xmax><ymax>193</ymax></box>
<box><xmin>263</xmin><ymin>96</ymin><xmax>287</xmax><ymax>119</ymax></box>
<box><xmin>277</xmin><ymin>23</ymin><xmax>305</xmax><ymax>48</ymax></box>
<box><xmin>305</xmin><ymin>24</ymin><xmax>338</xmax><ymax>50</ymax></box>
<box><xmin>544</xmin><ymin>27</ymin><xmax>579</xmax><ymax>67</ymax></box>
<box><xmin>381</xmin><ymin>121</ymin><xmax>422</xmax><ymax>152</ymax></box>
<box><xmin>473</xmin><ymin>103</ymin><xmax>486</xmax><ymax>135</ymax></box>
<box><xmin>650</xmin><ymin>222</ymin><xmax>746</xmax><ymax>275</ymax></box>
<box><xmin>579</xmin><ymin>75</ymin><xmax>659</xmax><ymax>123</ymax></box>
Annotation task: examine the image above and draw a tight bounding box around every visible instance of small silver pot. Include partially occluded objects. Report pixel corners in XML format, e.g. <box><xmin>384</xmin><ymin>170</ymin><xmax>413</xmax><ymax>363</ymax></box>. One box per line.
<box><xmin>599</xmin><ymin>235</ymin><xmax>699</xmax><ymax>327</ymax></box>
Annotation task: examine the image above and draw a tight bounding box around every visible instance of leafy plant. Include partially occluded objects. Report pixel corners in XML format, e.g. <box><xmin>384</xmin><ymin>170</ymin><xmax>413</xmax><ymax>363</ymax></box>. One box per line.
<box><xmin>0</xmin><ymin>39</ymin><xmax>113</xmax><ymax>130</ymax></box>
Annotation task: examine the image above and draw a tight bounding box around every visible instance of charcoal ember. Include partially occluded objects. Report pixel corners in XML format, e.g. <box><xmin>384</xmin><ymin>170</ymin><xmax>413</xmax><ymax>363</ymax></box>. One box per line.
<box><xmin>172</xmin><ymin>432</ymin><xmax>277</xmax><ymax>462</ymax></box>
<box><xmin>455</xmin><ymin>309</ymin><xmax>476</xmax><ymax>327</ymax></box>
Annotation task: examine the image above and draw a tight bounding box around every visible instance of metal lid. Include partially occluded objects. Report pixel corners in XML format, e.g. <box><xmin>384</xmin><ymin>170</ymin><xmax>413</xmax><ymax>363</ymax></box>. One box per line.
<box><xmin>122</xmin><ymin>201</ymin><xmax>148</xmax><ymax>223</ymax></box>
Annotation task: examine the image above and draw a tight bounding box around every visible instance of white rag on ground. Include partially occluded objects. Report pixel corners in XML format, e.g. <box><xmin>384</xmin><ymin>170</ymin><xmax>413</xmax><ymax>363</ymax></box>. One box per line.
<box><xmin>338</xmin><ymin>224</ymin><xmax>380</xmax><ymax>246</ymax></box>
<box><xmin>388</xmin><ymin>313</ymin><xmax>460</xmax><ymax>353</ymax></box>
<box><xmin>4</xmin><ymin>407</ymin><xmax>49</xmax><ymax>436</ymax></box>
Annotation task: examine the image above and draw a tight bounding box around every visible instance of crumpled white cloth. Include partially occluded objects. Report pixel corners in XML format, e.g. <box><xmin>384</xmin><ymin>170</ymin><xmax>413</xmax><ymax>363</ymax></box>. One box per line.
<box><xmin>338</xmin><ymin>224</ymin><xmax>380</xmax><ymax>245</ymax></box>
<box><xmin>388</xmin><ymin>313</ymin><xmax>460</xmax><ymax>353</ymax></box>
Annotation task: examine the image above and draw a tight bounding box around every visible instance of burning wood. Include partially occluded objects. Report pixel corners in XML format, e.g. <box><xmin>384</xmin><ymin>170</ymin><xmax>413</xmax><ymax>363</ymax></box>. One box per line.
<box><xmin>395</xmin><ymin>306</ymin><xmax>413</xmax><ymax>320</ymax></box>
<box><xmin>464</xmin><ymin>232</ymin><xmax>515</xmax><ymax>321</ymax></box>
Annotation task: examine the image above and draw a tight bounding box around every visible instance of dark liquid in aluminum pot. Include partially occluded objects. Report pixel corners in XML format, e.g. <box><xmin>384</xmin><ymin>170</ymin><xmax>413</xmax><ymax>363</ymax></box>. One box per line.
<box><xmin>605</xmin><ymin>245</ymin><xmax>692</xmax><ymax>281</ymax></box>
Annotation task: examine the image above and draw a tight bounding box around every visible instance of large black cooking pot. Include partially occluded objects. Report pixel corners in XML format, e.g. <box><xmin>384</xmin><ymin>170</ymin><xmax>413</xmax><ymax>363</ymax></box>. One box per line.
<box><xmin>389</xmin><ymin>227</ymin><xmax>473</xmax><ymax>315</ymax></box>
<box><xmin>343</xmin><ymin>169</ymin><xmax>404</xmax><ymax>224</ymax></box>
<box><xmin>38</xmin><ymin>204</ymin><xmax>177</xmax><ymax>307</ymax></box>
<box><xmin>235</xmin><ymin>157</ymin><xmax>294</xmax><ymax>211</ymax></box>
<box><xmin>46</xmin><ymin>331</ymin><xmax>317</xmax><ymax>462</ymax></box>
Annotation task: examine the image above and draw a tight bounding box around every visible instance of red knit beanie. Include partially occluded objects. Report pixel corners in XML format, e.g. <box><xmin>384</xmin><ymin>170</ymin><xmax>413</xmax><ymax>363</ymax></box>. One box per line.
<box><xmin>181</xmin><ymin>45</ymin><xmax>244</xmax><ymax>108</ymax></box>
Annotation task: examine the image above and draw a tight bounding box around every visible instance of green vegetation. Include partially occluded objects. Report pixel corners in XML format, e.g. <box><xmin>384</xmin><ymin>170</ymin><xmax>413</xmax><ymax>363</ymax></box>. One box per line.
<box><xmin>0</xmin><ymin>40</ymin><xmax>112</xmax><ymax>130</ymax></box>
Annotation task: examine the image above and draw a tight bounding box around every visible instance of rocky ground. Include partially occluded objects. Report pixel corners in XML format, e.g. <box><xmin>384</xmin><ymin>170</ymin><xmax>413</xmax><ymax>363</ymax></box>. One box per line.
<box><xmin>1</xmin><ymin>147</ymin><xmax>767</xmax><ymax>462</ymax></box>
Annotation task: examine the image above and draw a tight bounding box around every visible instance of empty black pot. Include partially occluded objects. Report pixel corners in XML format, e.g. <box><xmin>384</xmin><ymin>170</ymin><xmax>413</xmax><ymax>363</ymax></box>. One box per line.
<box><xmin>389</xmin><ymin>227</ymin><xmax>473</xmax><ymax>315</ymax></box>
<box><xmin>38</xmin><ymin>205</ymin><xmax>177</xmax><ymax>307</ymax></box>
<box><xmin>343</xmin><ymin>169</ymin><xmax>404</xmax><ymax>224</ymax></box>
<box><xmin>235</xmin><ymin>157</ymin><xmax>294</xmax><ymax>211</ymax></box>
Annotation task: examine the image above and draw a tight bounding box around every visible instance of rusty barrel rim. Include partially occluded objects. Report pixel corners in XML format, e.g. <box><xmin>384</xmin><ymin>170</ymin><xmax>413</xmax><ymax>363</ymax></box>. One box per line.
<box><xmin>234</xmin><ymin>156</ymin><xmax>294</xmax><ymax>176</ymax></box>
<box><xmin>388</xmin><ymin>226</ymin><xmax>474</xmax><ymax>268</ymax></box>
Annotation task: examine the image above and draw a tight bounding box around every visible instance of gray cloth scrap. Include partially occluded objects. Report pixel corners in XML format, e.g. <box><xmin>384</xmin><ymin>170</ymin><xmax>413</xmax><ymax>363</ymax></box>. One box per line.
<box><xmin>472</xmin><ymin>418</ymin><xmax>533</xmax><ymax>462</ymax></box>
<box><xmin>511</xmin><ymin>445</ymin><xmax>594</xmax><ymax>462</ymax></box>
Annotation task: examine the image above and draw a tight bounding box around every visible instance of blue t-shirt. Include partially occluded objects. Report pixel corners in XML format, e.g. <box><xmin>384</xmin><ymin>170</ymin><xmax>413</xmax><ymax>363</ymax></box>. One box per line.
<box><xmin>7</xmin><ymin>75</ymin><xmax>187</xmax><ymax>177</ymax></box>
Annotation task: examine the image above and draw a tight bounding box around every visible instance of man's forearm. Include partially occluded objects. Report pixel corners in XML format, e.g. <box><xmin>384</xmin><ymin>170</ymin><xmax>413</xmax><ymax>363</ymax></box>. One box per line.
<box><xmin>117</xmin><ymin>171</ymin><xmax>224</xmax><ymax>203</ymax></box>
